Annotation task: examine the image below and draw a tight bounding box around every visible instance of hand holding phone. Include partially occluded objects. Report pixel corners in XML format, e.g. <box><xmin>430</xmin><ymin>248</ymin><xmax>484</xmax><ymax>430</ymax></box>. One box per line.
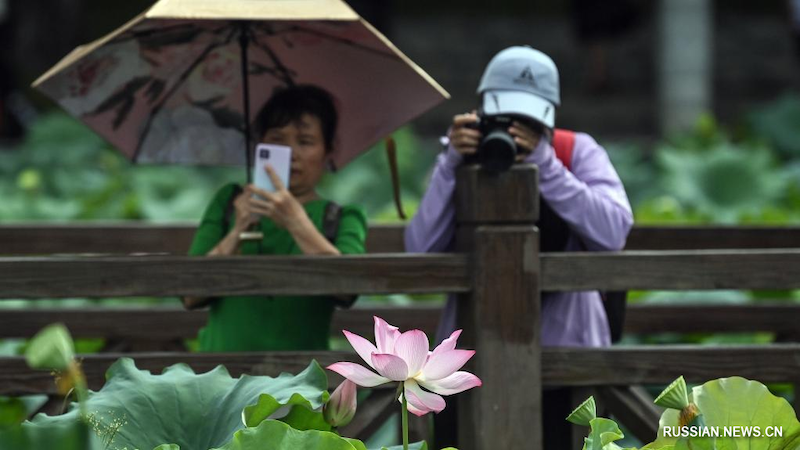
<box><xmin>253</xmin><ymin>143</ymin><xmax>291</xmax><ymax>194</ymax></box>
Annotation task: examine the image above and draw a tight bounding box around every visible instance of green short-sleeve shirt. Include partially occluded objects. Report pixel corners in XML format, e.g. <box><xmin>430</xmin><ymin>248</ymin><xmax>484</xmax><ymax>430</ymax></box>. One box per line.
<box><xmin>189</xmin><ymin>183</ymin><xmax>367</xmax><ymax>352</ymax></box>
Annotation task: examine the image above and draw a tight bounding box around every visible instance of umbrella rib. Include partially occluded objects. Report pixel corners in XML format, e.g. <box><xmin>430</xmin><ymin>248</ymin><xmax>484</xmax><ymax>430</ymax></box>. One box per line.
<box><xmin>249</xmin><ymin>27</ymin><xmax>296</xmax><ymax>87</ymax></box>
<box><xmin>132</xmin><ymin>26</ymin><xmax>239</xmax><ymax>162</ymax></box>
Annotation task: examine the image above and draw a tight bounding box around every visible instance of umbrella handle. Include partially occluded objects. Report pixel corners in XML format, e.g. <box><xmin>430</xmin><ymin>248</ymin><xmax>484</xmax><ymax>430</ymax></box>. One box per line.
<box><xmin>238</xmin><ymin>20</ymin><xmax>262</xmax><ymax>243</ymax></box>
<box><xmin>239</xmin><ymin>231</ymin><xmax>264</xmax><ymax>241</ymax></box>
<box><xmin>239</xmin><ymin>20</ymin><xmax>253</xmax><ymax>183</ymax></box>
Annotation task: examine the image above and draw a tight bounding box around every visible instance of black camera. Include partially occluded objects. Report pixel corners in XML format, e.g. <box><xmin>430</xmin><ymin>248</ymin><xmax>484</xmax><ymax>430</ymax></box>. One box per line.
<box><xmin>464</xmin><ymin>114</ymin><xmax>543</xmax><ymax>173</ymax></box>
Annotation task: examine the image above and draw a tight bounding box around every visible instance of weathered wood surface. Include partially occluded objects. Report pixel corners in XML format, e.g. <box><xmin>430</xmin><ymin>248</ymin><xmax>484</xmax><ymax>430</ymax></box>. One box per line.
<box><xmin>0</xmin><ymin>306</ymin><xmax>443</xmax><ymax>339</ymax></box>
<box><xmin>339</xmin><ymin>389</ymin><xmax>399</xmax><ymax>440</ymax></box>
<box><xmin>3</xmin><ymin>224</ymin><xmax>800</xmax><ymax>256</ymax></box>
<box><xmin>541</xmin><ymin>250</ymin><xmax>800</xmax><ymax>291</ymax></box>
<box><xmin>541</xmin><ymin>344</ymin><xmax>800</xmax><ymax>386</ymax></box>
<box><xmin>3</xmin><ymin>345</ymin><xmax>800</xmax><ymax>396</ymax></box>
<box><xmin>1</xmin><ymin>303</ymin><xmax>797</xmax><ymax>340</ymax></box>
<box><xmin>1</xmin><ymin>249</ymin><xmax>799</xmax><ymax>297</ymax></box>
<box><xmin>0</xmin><ymin>254</ymin><xmax>469</xmax><ymax>298</ymax></box>
<box><xmin>626</xmin><ymin>226</ymin><xmax>800</xmax><ymax>250</ymax></box>
<box><xmin>623</xmin><ymin>303</ymin><xmax>800</xmax><ymax>334</ymax></box>
<box><xmin>455</xmin><ymin>165</ymin><xmax>540</xmax><ymax>224</ymax></box>
<box><xmin>0</xmin><ymin>223</ymin><xmax>196</xmax><ymax>256</ymax></box>
<box><xmin>0</xmin><ymin>224</ymin><xmax>405</xmax><ymax>255</ymax></box>
<box><xmin>339</xmin><ymin>389</ymin><xmax>398</xmax><ymax>441</ymax></box>
<box><xmin>457</xmin><ymin>226</ymin><xmax>542</xmax><ymax>450</ymax></box>
<box><xmin>595</xmin><ymin>386</ymin><xmax>662</xmax><ymax>443</ymax></box>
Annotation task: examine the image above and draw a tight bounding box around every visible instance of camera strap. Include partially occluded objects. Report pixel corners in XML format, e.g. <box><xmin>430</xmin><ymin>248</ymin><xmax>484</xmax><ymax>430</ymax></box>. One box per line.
<box><xmin>552</xmin><ymin>128</ymin><xmax>576</xmax><ymax>171</ymax></box>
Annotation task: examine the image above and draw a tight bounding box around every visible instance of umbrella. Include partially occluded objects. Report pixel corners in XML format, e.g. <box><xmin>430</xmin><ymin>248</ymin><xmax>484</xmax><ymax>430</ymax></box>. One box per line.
<box><xmin>32</xmin><ymin>0</ymin><xmax>449</xmax><ymax>177</ymax></box>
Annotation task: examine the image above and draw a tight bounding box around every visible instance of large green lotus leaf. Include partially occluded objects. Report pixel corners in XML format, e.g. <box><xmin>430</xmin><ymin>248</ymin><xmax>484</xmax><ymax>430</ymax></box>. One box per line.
<box><xmin>340</xmin><ymin>436</ymin><xmax>428</xmax><ymax>450</ymax></box>
<box><xmin>242</xmin><ymin>392</ymin><xmax>331</xmax><ymax>431</ymax></box>
<box><xmin>657</xmin><ymin>144</ymin><xmax>787</xmax><ymax>223</ymax></box>
<box><xmin>692</xmin><ymin>377</ymin><xmax>800</xmax><ymax>450</ymax></box>
<box><xmin>748</xmin><ymin>94</ymin><xmax>800</xmax><ymax>159</ymax></box>
<box><xmin>642</xmin><ymin>408</ymin><xmax>681</xmax><ymax>450</ymax></box>
<box><xmin>0</xmin><ymin>418</ymin><xmax>102</xmax><ymax>450</ymax></box>
<box><xmin>0</xmin><ymin>396</ymin><xmax>48</xmax><ymax>430</ymax></box>
<box><xmin>27</xmin><ymin>358</ymin><xmax>330</xmax><ymax>450</ymax></box>
<box><xmin>337</xmin><ymin>437</ymin><xmax>428</xmax><ymax>450</ymax></box>
<box><xmin>211</xmin><ymin>419</ymin><xmax>359</xmax><ymax>450</ymax></box>
<box><xmin>645</xmin><ymin>377</ymin><xmax>800</xmax><ymax>450</ymax></box>
<box><xmin>0</xmin><ymin>398</ymin><xmax>28</xmax><ymax>429</ymax></box>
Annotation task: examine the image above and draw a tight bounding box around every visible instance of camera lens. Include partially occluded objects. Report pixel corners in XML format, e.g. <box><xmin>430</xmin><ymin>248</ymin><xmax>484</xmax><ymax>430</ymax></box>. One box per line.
<box><xmin>479</xmin><ymin>130</ymin><xmax>516</xmax><ymax>173</ymax></box>
<box><xmin>260</xmin><ymin>149</ymin><xmax>270</xmax><ymax>159</ymax></box>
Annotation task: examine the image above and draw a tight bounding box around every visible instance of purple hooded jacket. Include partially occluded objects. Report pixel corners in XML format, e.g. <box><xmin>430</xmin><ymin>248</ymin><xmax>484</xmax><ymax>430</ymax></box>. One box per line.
<box><xmin>404</xmin><ymin>132</ymin><xmax>634</xmax><ymax>347</ymax></box>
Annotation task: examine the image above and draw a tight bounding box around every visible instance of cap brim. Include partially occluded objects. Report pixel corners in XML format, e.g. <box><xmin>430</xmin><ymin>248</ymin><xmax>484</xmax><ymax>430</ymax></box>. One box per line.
<box><xmin>482</xmin><ymin>91</ymin><xmax>556</xmax><ymax>128</ymax></box>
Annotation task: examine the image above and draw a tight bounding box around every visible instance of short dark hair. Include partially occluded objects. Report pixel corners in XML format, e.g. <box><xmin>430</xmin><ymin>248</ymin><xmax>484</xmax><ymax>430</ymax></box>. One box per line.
<box><xmin>254</xmin><ymin>85</ymin><xmax>338</xmax><ymax>153</ymax></box>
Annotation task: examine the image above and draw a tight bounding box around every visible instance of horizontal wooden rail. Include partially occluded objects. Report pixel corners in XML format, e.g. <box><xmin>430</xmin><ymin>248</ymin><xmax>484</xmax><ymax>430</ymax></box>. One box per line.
<box><xmin>626</xmin><ymin>226</ymin><xmax>800</xmax><ymax>250</ymax></box>
<box><xmin>3</xmin><ymin>224</ymin><xmax>800</xmax><ymax>256</ymax></box>
<box><xmin>2</xmin><ymin>345</ymin><xmax>799</xmax><ymax>396</ymax></box>
<box><xmin>541</xmin><ymin>250</ymin><xmax>800</xmax><ymax>291</ymax></box>
<box><xmin>542</xmin><ymin>344</ymin><xmax>800</xmax><ymax>386</ymax></box>
<box><xmin>624</xmin><ymin>303</ymin><xmax>800</xmax><ymax>334</ymax></box>
<box><xmin>1</xmin><ymin>304</ymin><xmax>798</xmax><ymax>340</ymax></box>
<box><xmin>0</xmin><ymin>224</ymin><xmax>405</xmax><ymax>255</ymax></box>
<box><xmin>2</xmin><ymin>249</ymin><xmax>800</xmax><ymax>298</ymax></box>
<box><xmin>0</xmin><ymin>306</ymin><xmax>442</xmax><ymax>340</ymax></box>
<box><xmin>0</xmin><ymin>254</ymin><xmax>470</xmax><ymax>298</ymax></box>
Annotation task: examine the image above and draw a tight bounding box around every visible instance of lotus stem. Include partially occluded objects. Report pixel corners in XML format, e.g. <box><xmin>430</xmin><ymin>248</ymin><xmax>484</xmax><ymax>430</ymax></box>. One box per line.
<box><xmin>401</xmin><ymin>389</ymin><xmax>409</xmax><ymax>450</ymax></box>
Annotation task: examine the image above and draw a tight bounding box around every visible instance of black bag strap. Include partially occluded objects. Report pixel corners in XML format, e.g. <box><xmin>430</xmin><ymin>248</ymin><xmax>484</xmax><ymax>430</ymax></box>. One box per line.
<box><xmin>322</xmin><ymin>201</ymin><xmax>342</xmax><ymax>244</ymax></box>
<box><xmin>323</xmin><ymin>201</ymin><xmax>358</xmax><ymax>309</ymax></box>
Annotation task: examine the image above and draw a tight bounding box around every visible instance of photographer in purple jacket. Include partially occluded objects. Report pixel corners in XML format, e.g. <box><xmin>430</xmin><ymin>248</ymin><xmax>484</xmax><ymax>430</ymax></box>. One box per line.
<box><xmin>404</xmin><ymin>46</ymin><xmax>634</xmax><ymax>448</ymax></box>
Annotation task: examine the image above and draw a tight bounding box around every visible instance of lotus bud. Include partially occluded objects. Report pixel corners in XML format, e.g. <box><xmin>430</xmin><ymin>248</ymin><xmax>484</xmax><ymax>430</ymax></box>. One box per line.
<box><xmin>566</xmin><ymin>396</ymin><xmax>597</xmax><ymax>426</ymax></box>
<box><xmin>654</xmin><ymin>376</ymin><xmax>690</xmax><ymax>410</ymax></box>
<box><xmin>324</xmin><ymin>380</ymin><xmax>357</xmax><ymax>428</ymax></box>
<box><xmin>25</xmin><ymin>324</ymin><xmax>75</xmax><ymax>371</ymax></box>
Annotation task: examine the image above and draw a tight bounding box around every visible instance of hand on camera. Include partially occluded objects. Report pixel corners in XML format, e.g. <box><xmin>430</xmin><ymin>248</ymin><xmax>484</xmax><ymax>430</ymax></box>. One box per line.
<box><xmin>508</xmin><ymin>120</ymin><xmax>541</xmax><ymax>161</ymax></box>
<box><xmin>448</xmin><ymin>111</ymin><xmax>481</xmax><ymax>156</ymax></box>
<box><xmin>450</xmin><ymin>112</ymin><xmax>541</xmax><ymax>161</ymax></box>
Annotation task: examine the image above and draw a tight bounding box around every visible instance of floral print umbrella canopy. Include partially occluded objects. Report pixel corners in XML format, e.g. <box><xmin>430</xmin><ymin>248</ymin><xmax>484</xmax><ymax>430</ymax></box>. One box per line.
<box><xmin>33</xmin><ymin>0</ymin><xmax>449</xmax><ymax>171</ymax></box>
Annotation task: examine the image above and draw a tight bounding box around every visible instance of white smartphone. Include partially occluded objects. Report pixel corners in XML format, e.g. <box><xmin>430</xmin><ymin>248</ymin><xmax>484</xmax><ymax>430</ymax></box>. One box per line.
<box><xmin>253</xmin><ymin>143</ymin><xmax>291</xmax><ymax>193</ymax></box>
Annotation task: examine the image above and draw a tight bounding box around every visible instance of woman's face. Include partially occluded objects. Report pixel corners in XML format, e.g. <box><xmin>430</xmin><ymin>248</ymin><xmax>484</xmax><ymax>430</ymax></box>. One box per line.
<box><xmin>261</xmin><ymin>113</ymin><xmax>328</xmax><ymax>199</ymax></box>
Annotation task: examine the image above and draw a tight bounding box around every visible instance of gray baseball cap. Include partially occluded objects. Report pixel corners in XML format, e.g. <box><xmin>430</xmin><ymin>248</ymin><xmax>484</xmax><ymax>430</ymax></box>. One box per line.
<box><xmin>477</xmin><ymin>46</ymin><xmax>561</xmax><ymax>128</ymax></box>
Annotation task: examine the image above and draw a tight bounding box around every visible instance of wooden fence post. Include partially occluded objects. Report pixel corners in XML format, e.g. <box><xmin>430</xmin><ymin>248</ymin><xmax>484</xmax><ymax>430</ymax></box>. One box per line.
<box><xmin>455</xmin><ymin>164</ymin><xmax>541</xmax><ymax>450</ymax></box>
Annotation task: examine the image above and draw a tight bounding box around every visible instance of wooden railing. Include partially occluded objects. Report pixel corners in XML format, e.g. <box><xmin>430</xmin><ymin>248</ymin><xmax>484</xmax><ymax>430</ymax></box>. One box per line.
<box><xmin>3</xmin><ymin>223</ymin><xmax>800</xmax><ymax>255</ymax></box>
<box><xmin>2</xmin><ymin>303</ymin><xmax>799</xmax><ymax>343</ymax></box>
<box><xmin>2</xmin><ymin>165</ymin><xmax>800</xmax><ymax>449</ymax></box>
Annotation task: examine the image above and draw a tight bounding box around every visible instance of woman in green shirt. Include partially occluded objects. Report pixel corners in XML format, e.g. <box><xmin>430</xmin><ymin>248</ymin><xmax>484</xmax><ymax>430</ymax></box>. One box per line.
<box><xmin>182</xmin><ymin>85</ymin><xmax>367</xmax><ymax>352</ymax></box>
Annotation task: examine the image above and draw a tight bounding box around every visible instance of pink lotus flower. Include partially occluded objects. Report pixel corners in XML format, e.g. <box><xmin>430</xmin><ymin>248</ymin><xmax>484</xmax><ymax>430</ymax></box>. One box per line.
<box><xmin>327</xmin><ymin>316</ymin><xmax>482</xmax><ymax>417</ymax></box>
